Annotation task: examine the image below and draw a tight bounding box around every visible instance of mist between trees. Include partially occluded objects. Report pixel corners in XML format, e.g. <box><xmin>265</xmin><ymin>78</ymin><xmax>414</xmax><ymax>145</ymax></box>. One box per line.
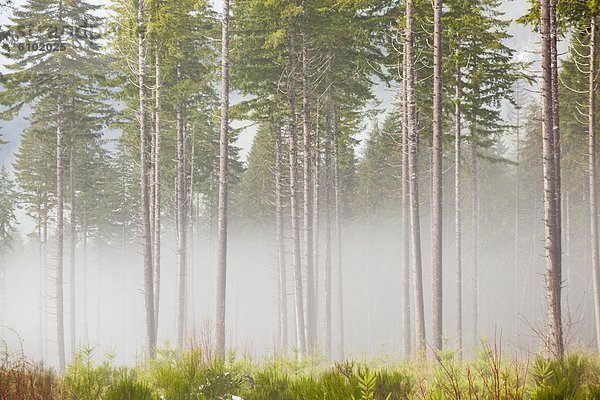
<box><xmin>0</xmin><ymin>0</ymin><xmax>597</xmax><ymax>371</ymax></box>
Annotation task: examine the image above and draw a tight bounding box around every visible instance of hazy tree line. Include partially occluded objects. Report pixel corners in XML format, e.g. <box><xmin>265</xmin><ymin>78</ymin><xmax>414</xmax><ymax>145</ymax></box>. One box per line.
<box><xmin>0</xmin><ymin>0</ymin><xmax>599</xmax><ymax>369</ymax></box>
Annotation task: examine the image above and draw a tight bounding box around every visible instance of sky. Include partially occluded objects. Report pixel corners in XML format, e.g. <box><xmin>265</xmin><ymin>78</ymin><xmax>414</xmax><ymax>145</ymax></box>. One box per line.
<box><xmin>0</xmin><ymin>0</ymin><xmax>536</xmax><ymax>166</ymax></box>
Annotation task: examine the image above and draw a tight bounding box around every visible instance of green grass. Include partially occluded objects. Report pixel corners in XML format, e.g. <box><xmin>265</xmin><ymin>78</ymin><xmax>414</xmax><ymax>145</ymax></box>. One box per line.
<box><xmin>2</xmin><ymin>344</ymin><xmax>600</xmax><ymax>399</ymax></box>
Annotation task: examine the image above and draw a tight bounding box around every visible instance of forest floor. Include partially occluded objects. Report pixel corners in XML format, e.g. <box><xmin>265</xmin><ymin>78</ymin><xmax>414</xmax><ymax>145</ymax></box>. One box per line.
<box><xmin>1</xmin><ymin>343</ymin><xmax>600</xmax><ymax>399</ymax></box>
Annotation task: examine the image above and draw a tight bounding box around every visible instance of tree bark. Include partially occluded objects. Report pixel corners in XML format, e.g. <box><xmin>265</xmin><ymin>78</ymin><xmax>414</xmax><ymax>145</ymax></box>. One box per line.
<box><xmin>55</xmin><ymin>0</ymin><xmax>66</xmax><ymax>371</ymax></box>
<box><xmin>69</xmin><ymin>144</ymin><xmax>76</xmax><ymax>361</ymax></box>
<box><xmin>215</xmin><ymin>0</ymin><xmax>230</xmax><ymax>360</ymax></box>
<box><xmin>176</xmin><ymin>69</ymin><xmax>187</xmax><ymax>348</ymax></box>
<box><xmin>471</xmin><ymin>141</ymin><xmax>479</xmax><ymax>350</ymax></box>
<box><xmin>324</xmin><ymin>75</ymin><xmax>333</xmax><ymax>358</ymax></box>
<box><xmin>454</xmin><ymin>58</ymin><xmax>462</xmax><ymax>356</ymax></box>
<box><xmin>301</xmin><ymin>2</ymin><xmax>315</xmax><ymax>350</ymax></box>
<box><xmin>288</xmin><ymin>31</ymin><xmax>307</xmax><ymax>357</ymax></box>
<box><xmin>405</xmin><ymin>0</ymin><xmax>426</xmax><ymax>356</ymax></box>
<box><xmin>431</xmin><ymin>0</ymin><xmax>443</xmax><ymax>354</ymax></box>
<box><xmin>138</xmin><ymin>0</ymin><xmax>156</xmax><ymax>360</ymax></box>
<box><xmin>401</xmin><ymin>41</ymin><xmax>412</xmax><ymax>359</ymax></box>
<box><xmin>540</xmin><ymin>0</ymin><xmax>563</xmax><ymax>359</ymax></box>
<box><xmin>588</xmin><ymin>14</ymin><xmax>600</xmax><ymax>352</ymax></box>
<box><xmin>314</xmin><ymin>101</ymin><xmax>321</xmax><ymax>344</ymax></box>
<box><xmin>275</xmin><ymin>122</ymin><xmax>288</xmax><ymax>351</ymax></box>
<box><xmin>333</xmin><ymin>105</ymin><xmax>345</xmax><ymax>360</ymax></box>
<box><xmin>153</xmin><ymin>48</ymin><xmax>162</xmax><ymax>341</ymax></box>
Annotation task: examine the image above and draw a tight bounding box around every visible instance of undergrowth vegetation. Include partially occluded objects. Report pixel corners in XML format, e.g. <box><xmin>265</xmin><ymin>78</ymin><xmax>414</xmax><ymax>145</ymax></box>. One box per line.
<box><xmin>2</xmin><ymin>344</ymin><xmax>600</xmax><ymax>399</ymax></box>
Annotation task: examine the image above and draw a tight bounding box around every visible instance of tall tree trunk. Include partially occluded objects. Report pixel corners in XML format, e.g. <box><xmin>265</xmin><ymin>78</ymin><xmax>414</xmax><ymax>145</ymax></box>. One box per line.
<box><xmin>288</xmin><ymin>31</ymin><xmax>307</xmax><ymax>357</ymax></box>
<box><xmin>82</xmin><ymin>204</ymin><xmax>88</xmax><ymax>345</ymax></box>
<box><xmin>215</xmin><ymin>0</ymin><xmax>230</xmax><ymax>359</ymax></box>
<box><xmin>153</xmin><ymin>48</ymin><xmax>162</xmax><ymax>341</ymax></box>
<box><xmin>314</xmin><ymin>101</ymin><xmax>321</xmax><ymax>343</ymax></box>
<box><xmin>514</xmin><ymin>82</ymin><xmax>521</xmax><ymax>327</ymax></box>
<box><xmin>588</xmin><ymin>14</ymin><xmax>600</xmax><ymax>352</ymax></box>
<box><xmin>401</xmin><ymin>42</ymin><xmax>412</xmax><ymax>359</ymax></box>
<box><xmin>55</xmin><ymin>0</ymin><xmax>66</xmax><ymax>371</ymax></box>
<box><xmin>471</xmin><ymin>141</ymin><xmax>479</xmax><ymax>350</ymax></box>
<box><xmin>454</xmin><ymin>58</ymin><xmax>462</xmax><ymax>356</ymax></box>
<box><xmin>301</xmin><ymin>1</ymin><xmax>315</xmax><ymax>350</ymax></box>
<box><xmin>176</xmin><ymin>79</ymin><xmax>187</xmax><ymax>348</ymax></box>
<box><xmin>431</xmin><ymin>0</ymin><xmax>443</xmax><ymax>354</ymax></box>
<box><xmin>333</xmin><ymin>105</ymin><xmax>345</xmax><ymax>360</ymax></box>
<box><xmin>550</xmin><ymin>0</ymin><xmax>562</xmax><ymax>271</ymax></box>
<box><xmin>540</xmin><ymin>0</ymin><xmax>563</xmax><ymax>359</ymax></box>
<box><xmin>324</xmin><ymin>75</ymin><xmax>333</xmax><ymax>358</ymax></box>
<box><xmin>406</xmin><ymin>0</ymin><xmax>426</xmax><ymax>356</ymax></box>
<box><xmin>275</xmin><ymin>121</ymin><xmax>288</xmax><ymax>351</ymax></box>
<box><xmin>38</xmin><ymin>221</ymin><xmax>44</xmax><ymax>358</ymax></box>
<box><xmin>69</xmin><ymin>144</ymin><xmax>76</xmax><ymax>360</ymax></box>
<box><xmin>138</xmin><ymin>0</ymin><xmax>156</xmax><ymax>360</ymax></box>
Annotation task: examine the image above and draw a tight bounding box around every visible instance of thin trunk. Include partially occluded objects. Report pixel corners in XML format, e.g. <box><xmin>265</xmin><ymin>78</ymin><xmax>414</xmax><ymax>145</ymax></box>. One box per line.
<box><xmin>454</xmin><ymin>59</ymin><xmax>462</xmax><ymax>356</ymax></box>
<box><xmin>215</xmin><ymin>0</ymin><xmax>230</xmax><ymax>359</ymax></box>
<box><xmin>55</xmin><ymin>0</ymin><xmax>66</xmax><ymax>371</ymax></box>
<box><xmin>138</xmin><ymin>0</ymin><xmax>156</xmax><ymax>360</ymax></box>
<box><xmin>324</xmin><ymin>74</ymin><xmax>333</xmax><ymax>358</ymax></box>
<box><xmin>176</xmin><ymin>77</ymin><xmax>187</xmax><ymax>348</ymax></box>
<box><xmin>314</xmin><ymin>100</ymin><xmax>321</xmax><ymax>343</ymax></box>
<box><xmin>333</xmin><ymin>105</ymin><xmax>345</xmax><ymax>360</ymax></box>
<box><xmin>401</xmin><ymin>41</ymin><xmax>412</xmax><ymax>359</ymax></box>
<box><xmin>153</xmin><ymin>48</ymin><xmax>162</xmax><ymax>340</ymax></box>
<box><xmin>301</xmin><ymin>1</ymin><xmax>315</xmax><ymax>350</ymax></box>
<box><xmin>275</xmin><ymin>122</ymin><xmax>288</xmax><ymax>351</ymax></box>
<box><xmin>406</xmin><ymin>0</ymin><xmax>426</xmax><ymax>356</ymax></box>
<box><xmin>288</xmin><ymin>31</ymin><xmax>307</xmax><ymax>356</ymax></box>
<box><xmin>431</xmin><ymin>0</ymin><xmax>443</xmax><ymax>354</ymax></box>
<box><xmin>514</xmin><ymin>83</ymin><xmax>521</xmax><ymax>327</ymax></box>
<box><xmin>82</xmin><ymin>204</ymin><xmax>88</xmax><ymax>344</ymax></box>
<box><xmin>588</xmin><ymin>14</ymin><xmax>600</xmax><ymax>352</ymax></box>
<box><xmin>38</xmin><ymin>221</ymin><xmax>43</xmax><ymax>357</ymax></box>
<box><xmin>540</xmin><ymin>0</ymin><xmax>563</xmax><ymax>359</ymax></box>
<box><xmin>69</xmin><ymin>144</ymin><xmax>76</xmax><ymax>360</ymax></box>
<box><xmin>471</xmin><ymin>142</ymin><xmax>479</xmax><ymax>350</ymax></box>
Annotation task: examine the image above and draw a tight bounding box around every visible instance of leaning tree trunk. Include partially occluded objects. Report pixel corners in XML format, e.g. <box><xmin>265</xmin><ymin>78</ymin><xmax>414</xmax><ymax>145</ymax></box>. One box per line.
<box><xmin>288</xmin><ymin>30</ymin><xmax>307</xmax><ymax>357</ymax></box>
<box><xmin>275</xmin><ymin>122</ymin><xmax>288</xmax><ymax>351</ymax></box>
<box><xmin>69</xmin><ymin>144</ymin><xmax>76</xmax><ymax>361</ymax></box>
<box><xmin>431</xmin><ymin>0</ymin><xmax>443</xmax><ymax>354</ymax></box>
<box><xmin>215</xmin><ymin>0</ymin><xmax>230</xmax><ymax>360</ymax></box>
<box><xmin>401</xmin><ymin>43</ymin><xmax>412</xmax><ymax>359</ymax></box>
<box><xmin>301</xmin><ymin>4</ymin><xmax>315</xmax><ymax>350</ymax></box>
<box><xmin>454</xmin><ymin>58</ymin><xmax>463</xmax><ymax>356</ymax></box>
<box><xmin>333</xmin><ymin>105</ymin><xmax>345</xmax><ymax>360</ymax></box>
<box><xmin>138</xmin><ymin>0</ymin><xmax>156</xmax><ymax>360</ymax></box>
<box><xmin>324</xmin><ymin>76</ymin><xmax>333</xmax><ymax>359</ymax></box>
<box><xmin>588</xmin><ymin>15</ymin><xmax>600</xmax><ymax>352</ymax></box>
<box><xmin>153</xmin><ymin>48</ymin><xmax>162</xmax><ymax>341</ymax></box>
<box><xmin>405</xmin><ymin>0</ymin><xmax>426</xmax><ymax>356</ymax></box>
<box><xmin>176</xmin><ymin>82</ymin><xmax>187</xmax><ymax>348</ymax></box>
<box><xmin>540</xmin><ymin>0</ymin><xmax>563</xmax><ymax>359</ymax></box>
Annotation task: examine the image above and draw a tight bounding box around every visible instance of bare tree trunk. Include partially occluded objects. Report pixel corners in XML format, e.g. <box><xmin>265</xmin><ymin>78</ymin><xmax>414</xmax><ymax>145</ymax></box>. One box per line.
<box><xmin>431</xmin><ymin>0</ymin><xmax>443</xmax><ymax>354</ymax></box>
<box><xmin>550</xmin><ymin>0</ymin><xmax>562</xmax><ymax>271</ymax></box>
<box><xmin>288</xmin><ymin>31</ymin><xmax>307</xmax><ymax>357</ymax></box>
<box><xmin>314</xmin><ymin>101</ymin><xmax>321</xmax><ymax>343</ymax></box>
<box><xmin>332</xmin><ymin>105</ymin><xmax>345</xmax><ymax>360</ymax></box>
<box><xmin>275</xmin><ymin>122</ymin><xmax>288</xmax><ymax>351</ymax></box>
<box><xmin>69</xmin><ymin>144</ymin><xmax>76</xmax><ymax>360</ymax></box>
<box><xmin>401</xmin><ymin>43</ymin><xmax>412</xmax><ymax>359</ymax></box>
<box><xmin>324</xmin><ymin>76</ymin><xmax>333</xmax><ymax>358</ymax></box>
<box><xmin>82</xmin><ymin>204</ymin><xmax>88</xmax><ymax>345</ymax></box>
<box><xmin>55</xmin><ymin>0</ymin><xmax>66</xmax><ymax>371</ymax></box>
<box><xmin>153</xmin><ymin>49</ymin><xmax>162</xmax><ymax>340</ymax></box>
<box><xmin>38</xmin><ymin>221</ymin><xmax>44</xmax><ymax>357</ymax></box>
<box><xmin>514</xmin><ymin>82</ymin><xmax>521</xmax><ymax>327</ymax></box>
<box><xmin>138</xmin><ymin>0</ymin><xmax>156</xmax><ymax>360</ymax></box>
<box><xmin>176</xmin><ymin>78</ymin><xmax>187</xmax><ymax>348</ymax></box>
<box><xmin>406</xmin><ymin>0</ymin><xmax>426</xmax><ymax>356</ymax></box>
<box><xmin>471</xmin><ymin>141</ymin><xmax>479</xmax><ymax>350</ymax></box>
<box><xmin>301</xmin><ymin>2</ymin><xmax>315</xmax><ymax>349</ymax></box>
<box><xmin>215</xmin><ymin>0</ymin><xmax>230</xmax><ymax>359</ymax></box>
<box><xmin>454</xmin><ymin>59</ymin><xmax>462</xmax><ymax>356</ymax></box>
<box><xmin>588</xmin><ymin>15</ymin><xmax>600</xmax><ymax>352</ymax></box>
<box><xmin>540</xmin><ymin>0</ymin><xmax>563</xmax><ymax>359</ymax></box>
